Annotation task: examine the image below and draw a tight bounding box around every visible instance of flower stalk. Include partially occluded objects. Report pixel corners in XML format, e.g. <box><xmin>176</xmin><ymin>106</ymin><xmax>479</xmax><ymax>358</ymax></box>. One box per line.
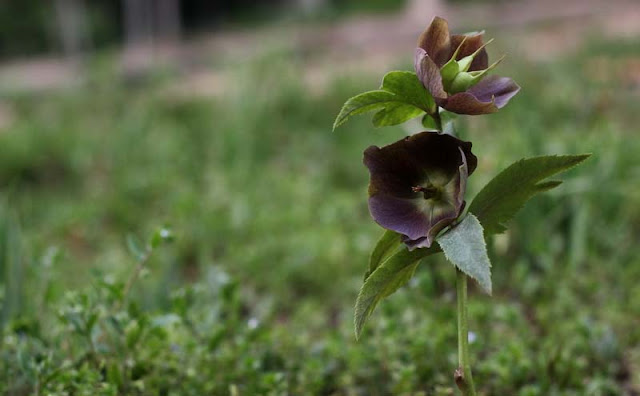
<box><xmin>431</xmin><ymin>107</ymin><xmax>477</xmax><ymax>396</ymax></box>
<box><xmin>455</xmin><ymin>268</ymin><xmax>476</xmax><ymax>396</ymax></box>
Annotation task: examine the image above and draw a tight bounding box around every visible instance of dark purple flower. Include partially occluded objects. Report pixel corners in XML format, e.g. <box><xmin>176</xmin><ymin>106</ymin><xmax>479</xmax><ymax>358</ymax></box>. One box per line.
<box><xmin>414</xmin><ymin>16</ymin><xmax>520</xmax><ymax>115</ymax></box>
<box><xmin>364</xmin><ymin>131</ymin><xmax>477</xmax><ymax>249</ymax></box>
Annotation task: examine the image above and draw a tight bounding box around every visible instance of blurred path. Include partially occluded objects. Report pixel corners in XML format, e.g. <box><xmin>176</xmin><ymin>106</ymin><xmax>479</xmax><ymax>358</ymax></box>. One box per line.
<box><xmin>0</xmin><ymin>0</ymin><xmax>638</xmax><ymax>97</ymax></box>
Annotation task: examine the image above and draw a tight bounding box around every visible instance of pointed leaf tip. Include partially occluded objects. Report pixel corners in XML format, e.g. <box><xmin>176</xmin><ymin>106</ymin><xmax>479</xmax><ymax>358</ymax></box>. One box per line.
<box><xmin>354</xmin><ymin>244</ymin><xmax>441</xmax><ymax>339</ymax></box>
<box><xmin>469</xmin><ymin>154</ymin><xmax>591</xmax><ymax>235</ymax></box>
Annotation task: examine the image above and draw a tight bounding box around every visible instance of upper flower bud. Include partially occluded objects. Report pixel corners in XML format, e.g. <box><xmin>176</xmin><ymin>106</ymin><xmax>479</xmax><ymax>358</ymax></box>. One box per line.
<box><xmin>364</xmin><ymin>131</ymin><xmax>477</xmax><ymax>249</ymax></box>
<box><xmin>414</xmin><ymin>17</ymin><xmax>520</xmax><ymax>115</ymax></box>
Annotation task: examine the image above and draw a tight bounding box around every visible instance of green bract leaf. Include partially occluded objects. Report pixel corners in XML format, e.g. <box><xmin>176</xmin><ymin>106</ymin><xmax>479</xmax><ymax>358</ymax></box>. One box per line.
<box><xmin>422</xmin><ymin>111</ymin><xmax>458</xmax><ymax>133</ymax></box>
<box><xmin>365</xmin><ymin>230</ymin><xmax>402</xmax><ymax>280</ymax></box>
<box><xmin>437</xmin><ymin>214</ymin><xmax>492</xmax><ymax>295</ymax></box>
<box><xmin>333</xmin><ymin>71</ymin><xmax>434</xmax><ymax>130</ymax></box>
<box><xmin>469</xmin><ymin>154</ymin><xmax>591</xmax><ymax>235</ymax></box>
<box><xmin>422</xmin><ymin>114</ymin><xmax>438</xmax><ymax>130</ymax></box>
<box><xmin>354</xmin><ymin>244</ymin><xmax>441</xmax><ymax>339</ymax></box>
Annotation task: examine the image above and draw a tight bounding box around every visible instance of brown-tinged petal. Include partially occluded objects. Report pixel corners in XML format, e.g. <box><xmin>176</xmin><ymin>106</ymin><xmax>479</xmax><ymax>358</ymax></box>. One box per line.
<box><xmin>417</xmin><ymin>16</ymin><xmax>452</xmax><ymax>67</ymax></box>
<box><xmin>443</xmin><ymin>76</ymin><xmax>519</xmax><ymax>115</ymax></box>
<box><xmin>451</xmin><ymin>33</ymin><xmax>488</xmax><ymax>71</ymax></box>
<box><xmin>443</xmin><ymin>92</ymin><xmax>498</xmax><ymax>115</ymax></box>
<box><xmin>414</xmin><ymin>48</ymin><xmax>447</xmax><ymax>101</ymax></box>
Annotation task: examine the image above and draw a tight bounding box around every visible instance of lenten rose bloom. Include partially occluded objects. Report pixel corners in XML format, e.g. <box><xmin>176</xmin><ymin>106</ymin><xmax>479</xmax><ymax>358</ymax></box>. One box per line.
<box><xmin>363</xmin><ymin>131</ymin><xmax>477</xmax><ymax>249</ymax></box>
<box><xmin>414</xmin><ymin>16</ymin><xmax>520</xmax><ymax>115</ymax></box>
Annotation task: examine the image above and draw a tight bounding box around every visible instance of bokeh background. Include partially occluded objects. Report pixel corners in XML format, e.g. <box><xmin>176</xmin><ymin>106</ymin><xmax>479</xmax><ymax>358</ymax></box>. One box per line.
<box><xmin>1</xmin><ymin>0</ymin><xmax>639</xmax><ymax>394</ymax></box>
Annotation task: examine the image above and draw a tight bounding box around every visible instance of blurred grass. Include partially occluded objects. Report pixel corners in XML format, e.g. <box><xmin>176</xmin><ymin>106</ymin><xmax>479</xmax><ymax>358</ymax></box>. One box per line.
<box><xmin>0</xmin><ymin>34</ymin><xmax>639</xmax><ymax>394</ymax></box>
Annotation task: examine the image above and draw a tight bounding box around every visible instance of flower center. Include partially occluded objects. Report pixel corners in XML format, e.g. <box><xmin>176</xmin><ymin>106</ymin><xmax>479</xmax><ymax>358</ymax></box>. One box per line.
<box><xmin>411</xmin><ymin>185</ymin><xmax>442</xmax><ymax>200</ymax></box>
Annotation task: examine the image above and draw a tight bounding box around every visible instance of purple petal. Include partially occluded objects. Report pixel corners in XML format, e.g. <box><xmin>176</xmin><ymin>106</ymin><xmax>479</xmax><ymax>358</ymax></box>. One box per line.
<box><xmin>417</xmin><ymin>16</ymin><xmax>452</xmax><ymax>67</ymax></box>
<box><xmin>402</xmin><ymin>235</ymin><xmax>430</xmax><ymax>250</ymax></box>
<box><xmin>370</xmin><ymin>194</ymin><xmax>460</xmax><ymax>249</ymax></box>
<box><xmin>468</xmin><ymin>75</ymin><xmax>520</xmax><ymax>108</ymax></box>
<box><xmin>368</xmin><ymin>195</ymin><xmax>430</xmax><ymax>241</ymax></box>
<box><xmin>364</xmin><ymin>132</ymin><xmax>476</xmax><ymax>249</ymax></box>
<box><xmin>405</xmin><ymin>147</ymin><xmax>470</xmax><ymax>249</ymax></box>
<box><xmin>401</xmin><ymin>151</ymin><xmax>469</xmax><ymax>251</ymax></box>
<box><xmin>414</xmin><ymin>48</ymin><xmax>447</xmax><ymax>101</ymax></box>
<box><xmin>442</xmin><ymin>76</ymin><xmax>520</xmax><ymax>115</ymax></box>
<box><xmin>364</xmin><ymin>144</ymin><xmax>424</xmax><ymax>199</ymax></box>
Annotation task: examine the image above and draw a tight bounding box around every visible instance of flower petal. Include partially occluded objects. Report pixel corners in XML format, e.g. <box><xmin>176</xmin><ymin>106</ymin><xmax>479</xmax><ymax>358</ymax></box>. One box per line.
<box><xmin>403</xmin><ymin>147</ymin><xmax>471</xmax><ymax>250</ymax></box>
<box><xmin>468</xmin><ymin>75</ymin><xmax>520</xmax><ymax>108</ymax></box>
<box><xmin>401</xmin><ymin>198</ymin><xmax>459</xmax><ymax>249</ymax></box>
<box><xmin>364</xmin><ymin>142</ymin><xmax>424</xmax><ymax>199</ymax></box>
<box><xmin>451</xmin><ymin>33</ymin><xmax>488</xmax><ymax>71</ymax></box>
<box><xmin>453</xmin><ymin>147</ymin><xmax>470</xmax><ymax>210</ymax></box>
<box><xmin>443</xmin><ymin>76</ymin><xmax>519</xmax><ymax>115</ymax></box>
<box><xmin>417</xmin><ymin>16</ymin><xmax>452</xmax><ymax>67</ymax></box>
<box><xmin>364</xmin><ymin>132</ymin><xmax>477</xmax><ymax>249</ymax></box>
<box><xmin>414</xmin><ymin>48</ymin><xmax>447</xmax><ymax>101</ymax></box>
<box><xmin>368</xmin><ymin>195</ymin><xmax>431</xmax><ymax>241</ymax></box>
<box><xmin>443</xmin><ymin>92</ymin><xmax>498</xmax><ymax>115</ymax></box>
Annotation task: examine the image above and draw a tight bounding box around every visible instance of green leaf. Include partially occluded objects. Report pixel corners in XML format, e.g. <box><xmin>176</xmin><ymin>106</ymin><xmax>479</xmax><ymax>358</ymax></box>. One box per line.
<box><xmin>333</xmin><ymin>71</ymin><xmax>434</xmax><ymax>130</ymax></box>
<box><xmin>422</xmin><ymin>114</ymin><xmax>438</xmax><ymax>130</ymax></box>
<box><xmin>333</xmin><ymin>90</ymin><xmax>396</xmax><ymax>130</ymax></box>
<box><xmin>380</xmin><ymin>71</ymin><xmax>434</xmax><ymax>112</ymax></box>
<box><xmin>437</xmin><ymin>214</ymin><xmax>492</xmax><ymax>295</ymax></box>
<box><xmin>365</xmin><ymin>230</ymin><xmax>402</xmax><ymax>280</ymax></box>
<box><xmin>372</xmin><ymin>103</ymin><xmax>424</xmax><ymax>127</ymax></box>
<box><xmin>469</xmin><ymin>154</ymin><xmax>591</xmax><ymax>235</ymax></box>
<box><xmin>354</xmin><ymin>244</ymin><xmax>441</xmax><ymax>339</ymax></box>
<box><xmin>126</xmin><ymin>234</ymin><xmax>147</xmax><ymax>261</ymax></box>
<box><xmin>150</xmin><ymin>227</ymin><xmax>174</xmax><ymax>249</ymax></box>
<box><xmin>421</xmin><ymin>111</ymin><xmax>458</xmax><ymax>133</ymax></box>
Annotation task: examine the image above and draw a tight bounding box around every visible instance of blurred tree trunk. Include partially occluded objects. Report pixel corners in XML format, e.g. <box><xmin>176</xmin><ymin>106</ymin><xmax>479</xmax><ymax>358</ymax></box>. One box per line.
<box><xmin>54</xmin><ymin>0</ymin><xmax>91</xmax><ymax>58</ymax></box>
<box><xmin>155</xmin><ymin>0</ymin><xmax>181</xmax><ymax>42</ymax></box>
<box><xmin>122</xmin><ymin>0</ymin><xmax>154</xmax><ymax>76</ymax></box>
<box><xmin>292</xmin><ymin>0</ymin><xmax>327</xmax><ymax>14</ymax></box>
<box><xmin>123</xmin><ymin>0</ymin><xmax>154</xmax><ymax>47</ymax></box>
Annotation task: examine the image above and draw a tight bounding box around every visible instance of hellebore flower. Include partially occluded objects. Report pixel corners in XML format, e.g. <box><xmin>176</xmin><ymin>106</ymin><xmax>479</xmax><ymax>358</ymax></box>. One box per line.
<box><xmin>364</xmin><ymin>131</ymin><xmax>477</xmax><ymax>249</ymax></box>
<box><xmin>414</xmin><ymin>16</ymin><xmax>520</xmax><ymax>115</ymax></box>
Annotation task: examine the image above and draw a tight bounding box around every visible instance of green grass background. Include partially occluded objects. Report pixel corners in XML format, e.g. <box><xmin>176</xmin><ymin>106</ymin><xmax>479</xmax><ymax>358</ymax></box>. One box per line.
<box><xmin>0</xmin><ymin>33</ymin><xmax>639</xmax><ymax>395</ymax></box>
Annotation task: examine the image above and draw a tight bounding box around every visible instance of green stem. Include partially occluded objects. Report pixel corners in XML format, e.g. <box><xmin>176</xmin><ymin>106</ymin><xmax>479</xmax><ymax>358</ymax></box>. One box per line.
<box><xmin>432</xmin><ymin>108</ymin><xmax>443</xmax><ymax>132</ymax></box>
<box><xmin>455</xmin><ymin>269</ymin><xmax>477</xmax><ymax>396</ymax></box>
<box><xmin>112</xmin><ymin>248</ymin><xmax>151</xmax><ymax>313</ymax></box>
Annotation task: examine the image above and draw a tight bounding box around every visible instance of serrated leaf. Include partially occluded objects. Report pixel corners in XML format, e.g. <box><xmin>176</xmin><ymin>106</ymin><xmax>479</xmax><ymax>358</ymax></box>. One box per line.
<box><xmin>354</xmin><ymin>244</ymin><xmax>441</xmax><ymax>339</ymax></box>
<box><xmin>333</xmin><ymin>71</ymin><xmax>434</xmax><ymax>130</ymax></box>
<box><xmin>365</xmin><ymin>230</ymin><xmax>402</xmax><ymax>280</ymax></box>
<box><xmin>469</xmin><ymin>154</ymin><xmax>591</xmax><ymax>235</ymax></box>
<box><xmin>437</xmin><ymin>214</ymin><xmax>492</xmax><ymax>294</ymax></box>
